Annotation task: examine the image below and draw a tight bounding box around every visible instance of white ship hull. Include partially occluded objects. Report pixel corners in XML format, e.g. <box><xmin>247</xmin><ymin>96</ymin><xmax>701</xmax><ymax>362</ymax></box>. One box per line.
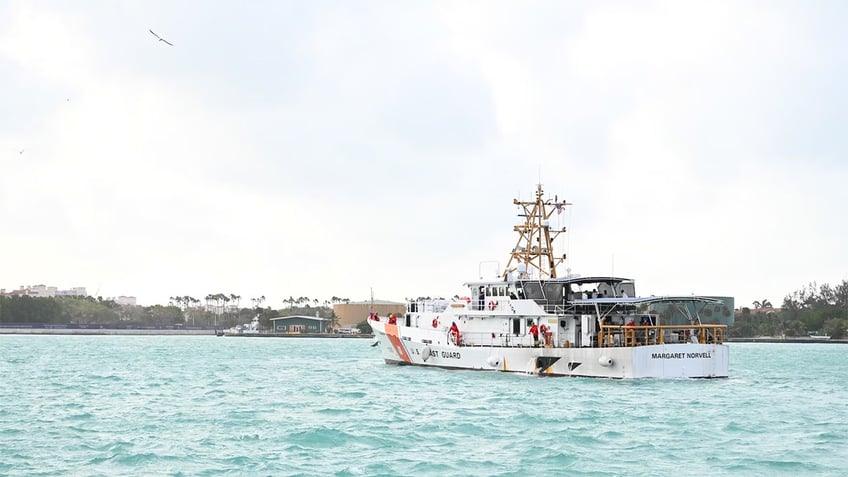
<box><xmin>372</xmin><ymin>321</ymin><xmax>728</xmax><ymax>379</ymax></box>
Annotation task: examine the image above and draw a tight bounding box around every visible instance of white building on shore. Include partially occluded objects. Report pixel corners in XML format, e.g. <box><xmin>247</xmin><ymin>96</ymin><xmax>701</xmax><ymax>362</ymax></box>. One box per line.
<box><xmin>0</xmin><ymin>285</ymin><xmax>87</xmax><ymax>297</ymax></box>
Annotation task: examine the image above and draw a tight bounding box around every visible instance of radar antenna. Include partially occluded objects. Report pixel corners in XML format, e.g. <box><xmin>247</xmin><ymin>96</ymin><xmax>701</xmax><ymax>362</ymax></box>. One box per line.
<box><xmin>503</xmin><ymin>184</ymin><xmax>570</xmax><ymax>279</ymax></box>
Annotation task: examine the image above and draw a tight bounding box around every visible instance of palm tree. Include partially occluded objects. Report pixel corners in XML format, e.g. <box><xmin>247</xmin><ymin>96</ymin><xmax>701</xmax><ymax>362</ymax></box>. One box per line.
<box><xmin>205</xmin><ymin>294</ymin><xmax>214</xmax><ymax>326</ymax></box>
<box><xmin>328</xmin><ymin>312</ymin><xmax>340</xmax><ymax>332</ymax></box>
<box><xmin>221</xmin><ymin>295</ymin><xmax>230</xmax><ymax>325</ymax></box>
<box><xmin>230</xmin><ymin>294</ymin><xmax>241</xmax><ymax>322</ymax></box>
<box><xmin>185</xmin><ymin>296</ymin><xmax>199</xmax><ymax>326</ymax></box>
<box><xmin>215</xmin><ymin>293</ymin><xmax>230</xmax><ymax>325</ymax></box>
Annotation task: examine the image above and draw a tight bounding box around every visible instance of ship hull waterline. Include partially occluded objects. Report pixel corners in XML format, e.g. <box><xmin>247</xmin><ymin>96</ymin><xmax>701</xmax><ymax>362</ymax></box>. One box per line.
<box><xmin>373</xmin><ymin>331</ymin><xmax>728</xmax><ymax>379</ymax></box>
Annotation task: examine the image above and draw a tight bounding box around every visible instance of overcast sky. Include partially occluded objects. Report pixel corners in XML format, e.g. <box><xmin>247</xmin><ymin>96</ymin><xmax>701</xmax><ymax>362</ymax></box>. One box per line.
<box><xmin>2</xmin><ymin>1</ymin><xmax>846</xmax><ymax>308</ymax></box>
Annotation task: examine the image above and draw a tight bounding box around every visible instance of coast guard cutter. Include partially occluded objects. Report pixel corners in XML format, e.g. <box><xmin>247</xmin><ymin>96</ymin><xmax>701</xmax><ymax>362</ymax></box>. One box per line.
<box><xmin>370</xmin><ymin>185</ymin><xmax>730</xmax><ymax>378</ymax></box>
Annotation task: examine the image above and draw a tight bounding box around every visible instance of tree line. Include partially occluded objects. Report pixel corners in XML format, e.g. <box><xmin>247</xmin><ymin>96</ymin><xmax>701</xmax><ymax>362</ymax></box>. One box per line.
<box><xmin>0</xmin><ymin>293</ymin><xmax>353</xmax><ymax>331</ymax></box>
<box><xmin>731</xmin><ymin>280</ymin><xmax>848</xmax><ymax>339</ymax></box>
<box><xmin>16</xmin><ymin>283</ymin><xmax>846</xmax><ymax>339</ymax></box>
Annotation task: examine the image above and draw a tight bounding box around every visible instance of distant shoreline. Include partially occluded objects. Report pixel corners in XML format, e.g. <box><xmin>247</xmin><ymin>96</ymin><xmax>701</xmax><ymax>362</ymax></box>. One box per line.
<box><xmin>727</xmin><ymin>337</ymin><xmax>847</xmax><ymax>344</ymax></box>
<box><xmin>0</xmin><ymin>328</ymin><xmax>211</xmax><ymax>336</ymax></box>
<box><xmin>2</xmin><ymin>328</ymin><xmax>838</xmax><ymax>343</ymax></box>
<box><xmin>0</xmin><ymin>328</ymin><xmax>373</xmax><ymax>338</ymax></box>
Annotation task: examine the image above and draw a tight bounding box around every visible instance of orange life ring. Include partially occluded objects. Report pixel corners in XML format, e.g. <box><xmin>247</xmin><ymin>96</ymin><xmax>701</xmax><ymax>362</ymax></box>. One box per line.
<box><xmin>432</xmin><ymin>318</ymin><xmax>439</xmax><ymax>328</ymax></box>
<box><xmin>487</xmin><ymin>301</ymin><xmax>497</xmax><ymax>311</ymax></box>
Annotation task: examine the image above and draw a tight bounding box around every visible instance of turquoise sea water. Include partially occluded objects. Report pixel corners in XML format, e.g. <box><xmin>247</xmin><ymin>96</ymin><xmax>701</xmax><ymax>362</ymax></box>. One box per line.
<box><xmin>1</xmin><ymin>336</ymin><xmax>846</xmax><ymax>476</ymax></box>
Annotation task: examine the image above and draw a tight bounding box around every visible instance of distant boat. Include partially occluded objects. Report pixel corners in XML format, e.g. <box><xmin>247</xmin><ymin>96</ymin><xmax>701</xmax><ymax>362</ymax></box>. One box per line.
<box><xmin>808</xmin><ymin>334</ymin><xmax>831</xmax><ymax>340</ymax></box>
<box><xmin>224</xmin><ymin>315</ymin><xmax>261</xmax><ymax>336</ymax></box>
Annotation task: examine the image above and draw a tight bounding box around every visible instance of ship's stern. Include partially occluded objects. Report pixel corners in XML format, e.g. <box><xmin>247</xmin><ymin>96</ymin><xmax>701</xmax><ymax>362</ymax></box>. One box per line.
<box><xmin>630</xmin><ymin>344</ymin><xmax>729</xmax><ymax>378</ymax></box>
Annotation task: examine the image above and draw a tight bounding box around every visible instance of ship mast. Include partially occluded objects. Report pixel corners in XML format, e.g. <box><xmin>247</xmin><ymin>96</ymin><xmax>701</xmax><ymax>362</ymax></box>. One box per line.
<box><xmin>503</xmin><ymin>184</ymin><xmax>570</xmax><ymax>279</ymax></box>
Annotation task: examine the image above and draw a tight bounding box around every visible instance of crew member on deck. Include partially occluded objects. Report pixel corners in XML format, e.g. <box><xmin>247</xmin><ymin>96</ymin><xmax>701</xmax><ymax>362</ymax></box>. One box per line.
<box><xmin>639</xmin><ymin>315</ymin><xmax>651</xmax><ymax>343</ymax></box>
<box><xmin>540</xmin><ymin>323</ymin><xmax>551</xmax><ymax>347</ymax></box>
<box><xmin>449</xmin><ymin>321</ymin><xmax>461</xmax><ymax>346</ymax></box>
<box><xmin>529</xmin><ymin>322</ymin><xmax>540</xmax><ymax>347</ymax></box>
<box><xmin>625</xmin><ymin>318</ymin><xmax>635</xmax><ymax>345</ymax></box>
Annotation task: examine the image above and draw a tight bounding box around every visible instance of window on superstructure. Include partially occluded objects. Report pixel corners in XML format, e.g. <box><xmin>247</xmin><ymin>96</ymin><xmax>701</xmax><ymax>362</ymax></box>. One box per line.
<box><xmin>522</xmin><ymin>282</ymin><xmax>544</xmax><ymax>300</ymax></box>
<box><xmin>544</xmin><ymin>283</ymin><xmax>565</xmax><ymax>303</ymax></box>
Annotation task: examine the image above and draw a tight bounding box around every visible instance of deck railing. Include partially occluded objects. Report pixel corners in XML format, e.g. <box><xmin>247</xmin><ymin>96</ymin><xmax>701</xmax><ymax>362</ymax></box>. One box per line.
<box><xmin>450</xmin><ymin>331</ymin><xmax>540</xmax><ymax>348</ymax></box>
<box><xmin>599</xmin><ymin>324</ymin><xmax>727</xmax><ymax>347</ymax></box>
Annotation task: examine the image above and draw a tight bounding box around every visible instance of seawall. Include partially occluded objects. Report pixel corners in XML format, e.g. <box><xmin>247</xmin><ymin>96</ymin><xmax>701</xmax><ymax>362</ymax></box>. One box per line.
<box><xmin>0</xmin><ymin>328</ymin><xmax>374</xmax><ymax>338</ymax></box>
<box><xmin>728</xmin><ymin>337</ymin><xmax>847</xmax><ymax>344</ymax></box>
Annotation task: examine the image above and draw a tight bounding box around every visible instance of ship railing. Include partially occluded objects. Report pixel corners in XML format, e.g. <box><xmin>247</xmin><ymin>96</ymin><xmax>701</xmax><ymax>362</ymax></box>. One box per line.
<box><xmin>407</xmin><ymin>299</ymin><xmax>451</xmax><ymax>313</ymax></box>
<box><xmin>599</xmin><ymin>324</ymin><xmax>727</xmax><ymax>347</ymax></box>
<box><xmin>551</xmin><ymin>303</ymin><xmax>576</xmax><ymax>314</ymax></box>
<box><xmin>448</xmin><ymin>331</ymin><xmax>538</xmax><ymax>348</ymax></box>
<box><xmin>549</xmin><ymin>302</ymin><xmax>612</xmax><ymax>315</ymax></box>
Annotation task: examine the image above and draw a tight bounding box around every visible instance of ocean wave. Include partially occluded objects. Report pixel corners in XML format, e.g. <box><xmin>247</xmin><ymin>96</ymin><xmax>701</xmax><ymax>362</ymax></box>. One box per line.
<box><xmin>1</xmin><ymin>338</ymin><xmax>847</xmax><ymax>476</ymax></box>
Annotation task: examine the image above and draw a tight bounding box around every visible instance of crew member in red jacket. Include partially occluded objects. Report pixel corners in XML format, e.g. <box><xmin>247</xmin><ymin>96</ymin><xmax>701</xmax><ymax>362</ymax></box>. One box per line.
<box><xmin>449</xmin><ymin>321</ymin><xmax>462</xmax><ymax>345</ymax></box>
<box><xmin>529</xmin><ymin>323</ymin><xmax>540</xmax><ymax>347</ymax></box>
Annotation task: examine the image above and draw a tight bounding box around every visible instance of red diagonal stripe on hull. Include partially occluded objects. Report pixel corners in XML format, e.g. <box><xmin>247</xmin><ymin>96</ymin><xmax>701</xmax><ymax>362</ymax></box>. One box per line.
<box><xmin>385</xmin><ymin>323</ymin><xmax>411</xmax><ymax>363</ymax></box>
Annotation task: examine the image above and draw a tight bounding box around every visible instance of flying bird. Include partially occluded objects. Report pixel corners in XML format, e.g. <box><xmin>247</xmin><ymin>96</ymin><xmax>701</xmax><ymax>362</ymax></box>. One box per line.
<box><xmin>149</xmin><ymin>29</ymin><xmax>173</xmax><ymax>46</ymax></box>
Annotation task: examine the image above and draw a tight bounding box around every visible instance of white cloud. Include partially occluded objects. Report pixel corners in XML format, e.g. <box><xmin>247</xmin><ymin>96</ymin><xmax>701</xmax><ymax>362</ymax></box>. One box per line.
<box><xmin>2</xmin><ymin>1</ymin><xmax>846</xmax><ymax>309</ymax></box>
<box><xmin>0</xmin><ymin>3</ymin><xmax>95</xmax><ymax>84</ymax></box>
